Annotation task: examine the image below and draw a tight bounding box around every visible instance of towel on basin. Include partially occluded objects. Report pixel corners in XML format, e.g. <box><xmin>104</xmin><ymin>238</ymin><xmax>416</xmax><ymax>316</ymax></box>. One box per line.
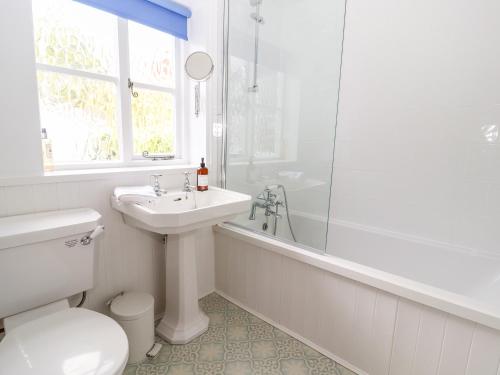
<box><xmin>113</xmin><ymin>186</ymin><xmax>158</xmax><ymax>204</ymax></box>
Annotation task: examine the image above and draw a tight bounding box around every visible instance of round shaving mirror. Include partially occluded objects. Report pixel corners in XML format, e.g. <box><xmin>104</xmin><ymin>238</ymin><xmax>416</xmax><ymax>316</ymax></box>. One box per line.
<box><xmin>185</xmin><ymin>51</ymin><xmax>214</xmax><ymax>82</ymax></box>
<box><xmin>185</xmin><ymin>52</ymin><xmax>214</xmax><ymax>117</ymax></box>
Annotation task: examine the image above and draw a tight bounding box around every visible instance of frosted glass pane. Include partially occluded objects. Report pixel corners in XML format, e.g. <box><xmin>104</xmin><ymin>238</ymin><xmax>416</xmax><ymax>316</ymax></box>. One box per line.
<box><xmin>129</xmin><ymin>21</ymin><xmax>176</xmax><ymax>88</ymax></box>
<box><xmin>132</xmin><ymin>88</ymin><xmax>175</xmax><ymax>155</ymax></box>
<box><xmin>37</xmin><ymin>71</ymin><xmax>119</xmax><ymax>163</ymax></box>
<box><xmin>32</xmin><ymin>0</ymin><xmax>118</xmax><ymax>76</ymax></box>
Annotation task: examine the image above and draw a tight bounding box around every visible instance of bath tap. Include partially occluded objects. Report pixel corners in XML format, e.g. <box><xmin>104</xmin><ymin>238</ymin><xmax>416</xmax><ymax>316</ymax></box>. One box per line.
<box><xmin>249</xmin><ymin>200</ymin><xmax>267</xmax><ymax>220</ymax></box>
<box><xmin>248</xmin><ymin>188</ymin><xmax>280</xmax><ymax>220</ymax></box>
<box><xmin>249</xmin><ymin>185</ymin><xmax>297</xmax><ymax>242</ymax></box>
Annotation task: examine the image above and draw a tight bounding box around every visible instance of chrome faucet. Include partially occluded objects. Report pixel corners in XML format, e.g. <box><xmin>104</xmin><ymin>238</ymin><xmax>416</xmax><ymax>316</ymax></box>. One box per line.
<box><xmin>249</xmin><ymin>184</ymin><xmax>297</xmax><ymax>241</ymax></box>
<box><xmin>151</xmin><ymin>174</ymin><xmax>165</xmax><ymax>197</ymax></box>
<box><xmin>183</xmin><ymin>172</ymin><xmax>196</xmax><ymax>193</ymax></box>
<box><xmin>249</xmin><ymin>188</ymin><xmax>283</xmax><ymax>220</ymax></box>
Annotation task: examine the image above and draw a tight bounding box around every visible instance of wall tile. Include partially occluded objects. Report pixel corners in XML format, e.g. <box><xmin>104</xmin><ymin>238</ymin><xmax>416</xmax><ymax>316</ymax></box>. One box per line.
<box><xmin>329</xmin><ymin>0</ymin><xmax>500</xmax><ymax>258</ymax></box>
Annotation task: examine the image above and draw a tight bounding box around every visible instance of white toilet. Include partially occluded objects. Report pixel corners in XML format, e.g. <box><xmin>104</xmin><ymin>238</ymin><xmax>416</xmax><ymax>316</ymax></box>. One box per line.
<box><xmin>0</xmin><ymin>208</ymin><xmax>129</xmax><ymax>375</ymax></box>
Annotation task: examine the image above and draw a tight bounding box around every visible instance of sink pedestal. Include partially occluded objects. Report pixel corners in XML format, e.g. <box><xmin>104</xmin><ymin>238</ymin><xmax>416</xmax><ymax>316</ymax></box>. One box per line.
<box><xmin>156</xmin><ymin>230</ymin><xmax>209</xmax><ymax>344</ymax></box>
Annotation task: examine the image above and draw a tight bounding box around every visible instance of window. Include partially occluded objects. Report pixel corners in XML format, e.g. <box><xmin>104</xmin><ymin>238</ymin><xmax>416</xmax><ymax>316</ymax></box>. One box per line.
<box><xmin>32</xmin><ymin>0</ymin><xmax>183</xmax><ymax>169</ymax></box>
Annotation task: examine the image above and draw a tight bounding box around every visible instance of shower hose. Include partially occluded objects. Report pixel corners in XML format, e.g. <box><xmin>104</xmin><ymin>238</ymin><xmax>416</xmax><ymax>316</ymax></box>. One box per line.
<box><xmin>266</xmin><ymin>184</ymin><xmax>297</xmax><ymax>242</ymax></box>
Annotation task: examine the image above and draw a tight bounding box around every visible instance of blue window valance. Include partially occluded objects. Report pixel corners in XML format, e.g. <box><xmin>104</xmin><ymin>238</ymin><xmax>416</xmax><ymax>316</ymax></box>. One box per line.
<box><xmin>74</xmin><ymin>0</ymin><xmax>192</xmax><ymax>40</ymax></box>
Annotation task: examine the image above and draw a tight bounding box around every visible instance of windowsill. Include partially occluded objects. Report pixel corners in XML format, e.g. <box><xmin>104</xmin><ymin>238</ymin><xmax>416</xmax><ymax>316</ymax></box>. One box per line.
<box><xmin>0</xmin><ymin>164</ymin><xmax>198</xmax><ymax>187</ymax></box>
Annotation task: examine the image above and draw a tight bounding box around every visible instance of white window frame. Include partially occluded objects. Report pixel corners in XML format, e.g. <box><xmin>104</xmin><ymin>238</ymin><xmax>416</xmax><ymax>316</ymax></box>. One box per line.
<box><xmin>34</xmin><ymin>15</ymin><xmax>187</xmax><ymax>171</ymax></box>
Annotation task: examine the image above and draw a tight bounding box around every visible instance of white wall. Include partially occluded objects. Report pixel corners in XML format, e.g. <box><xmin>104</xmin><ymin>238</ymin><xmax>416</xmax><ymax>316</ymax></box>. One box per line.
<box><xmin>0</xmin><ymin>0</ymin><xmax>43</xmax><ymax>178</ymax></box>
<box><xmin>329</xmin><ymin>0</ymin><xmax>500</xmax><ymax>258</ymax></box>
<box><xmin>215</xmin><ymin>229</ymin><xmax>500</xmax><ymax>375</ymax></box>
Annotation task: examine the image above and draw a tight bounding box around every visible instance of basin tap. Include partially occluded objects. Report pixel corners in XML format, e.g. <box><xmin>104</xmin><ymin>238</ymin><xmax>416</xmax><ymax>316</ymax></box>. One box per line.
<box><xmin>183</xmin><ymin>172</ymin><xmax>196</xmax><ymax>193</ymax></box>
<box><xmin>151</xmin><ymin>174</ymin><xmax>165</xmax><ymax>197</ymax></box>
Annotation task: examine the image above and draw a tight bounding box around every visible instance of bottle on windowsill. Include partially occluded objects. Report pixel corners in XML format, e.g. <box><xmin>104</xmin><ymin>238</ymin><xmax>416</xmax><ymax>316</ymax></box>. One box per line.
<box><xmin>41</xmin><ymin>128</ymin><xmax>54</xmax><ymax>172</ymax></box>
<box><xmin>197</xmin><ymin>157</ymin><xmax>208</xmax><ymax>191</ymax></box>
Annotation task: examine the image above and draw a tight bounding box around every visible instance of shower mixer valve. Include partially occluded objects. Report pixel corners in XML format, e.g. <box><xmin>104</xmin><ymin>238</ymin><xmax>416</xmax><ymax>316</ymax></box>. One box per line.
<box><xmin>249</xmin><ymin>188</ymin><xmax>282</xmax><ymax>220</ymax></box>
<box><xmin>248</xmin><ymin>185</ymin><xmax>298</xmax><ymax>241</ymax></box>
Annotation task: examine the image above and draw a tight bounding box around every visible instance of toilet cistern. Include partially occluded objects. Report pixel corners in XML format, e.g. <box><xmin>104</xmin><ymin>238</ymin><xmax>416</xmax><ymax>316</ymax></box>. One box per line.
<box><xmin>0</xmin><ymin>208</ymin><xmax>128</xmax><ymax>375</ymax></box>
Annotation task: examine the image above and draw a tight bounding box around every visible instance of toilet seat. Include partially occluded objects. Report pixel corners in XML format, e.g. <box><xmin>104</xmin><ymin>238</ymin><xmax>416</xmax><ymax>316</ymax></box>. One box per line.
<box><xmin>0</xmin><ymin>307</ymin><xmax>128</xmax><ymax>375</ymax></box>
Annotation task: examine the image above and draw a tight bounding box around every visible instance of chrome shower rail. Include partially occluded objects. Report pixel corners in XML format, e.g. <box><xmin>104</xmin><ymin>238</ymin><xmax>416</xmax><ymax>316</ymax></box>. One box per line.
<box><xmin>248</xmin><ymin>0</ymin><xmax>264</xmax><ymax>92</ymax></box>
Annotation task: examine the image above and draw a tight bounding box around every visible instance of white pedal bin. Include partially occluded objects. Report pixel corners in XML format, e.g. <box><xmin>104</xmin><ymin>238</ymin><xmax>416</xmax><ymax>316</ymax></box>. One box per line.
<box><xmin>110</xmin><ymin>292</ymin><xmax>155</xmax><ymax>364</ymax></box>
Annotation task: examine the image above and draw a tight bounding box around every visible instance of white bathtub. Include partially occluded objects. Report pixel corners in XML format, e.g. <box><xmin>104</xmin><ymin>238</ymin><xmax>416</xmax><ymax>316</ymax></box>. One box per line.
<box><xmin>215</xmin><ymin>223</ymin><xmax>500</xmax><ymax>375</ymax></box>
<box><xmin>231</xmin><ymin>213</ymin><xmax>500</xmax><ymax>329</ymax></box>
<box><xmin>328</xmin><ymin>220</ymin><xmax>500</xmax><ymax>329</ymax></box>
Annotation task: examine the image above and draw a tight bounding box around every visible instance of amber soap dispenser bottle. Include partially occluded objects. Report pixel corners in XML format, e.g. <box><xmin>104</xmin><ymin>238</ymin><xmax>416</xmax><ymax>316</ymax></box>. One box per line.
<box><xmin>197</xmin><ymin>157</ymin><xmax>208</xmax><ymax>191</ymax></box>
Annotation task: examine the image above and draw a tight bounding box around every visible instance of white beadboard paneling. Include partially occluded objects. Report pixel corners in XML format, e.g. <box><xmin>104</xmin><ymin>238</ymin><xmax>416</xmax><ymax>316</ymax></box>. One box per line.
<box><xmin>316</xmin><ymin>269</ymin><xmax>337</xmax><ymax>350</ymax></box>
<box><xmin>244</xmin><ymin>241</ymin><xmax>260</xmax><ymax>313</ymax></box>
<box><xmin>280</xmin><ymin>257</ymin><xmax>308</xmax><ymax>335</ymax></box>
<box><xmin>214</xmin><ymin>230</ymin><xmax>500</xmax><ymax>375</ymax></box>
<box><xmin>57</xmin><ymin>182</ymin><xmax>82</xmax><ymax>210</ymax></box>
<box><xmin>437</xmin><ymin>316</ymin><xmax>475</xmax><ymax>375</ymax></box>
<box><xmin>301</xmin><ymin>264</ymin><xmax>324</xmax><ymax>343</ymax></box>
<box><xmin>412</xmin><ymin>306</ymin><xmax>447</xmax><ymax>375</ymax></box>
<box><xmin>368</xmin><ymin>291</ymin><xmax>398</xmax><ymax>375</ymax></box>
<box><xmin>389</xmin><ymin>299</ymin><xmax>421</xmax><ymax>375</ymax></box>
<box><xmin>3</xmin><ymin>185</ymin><xmax>36</xmax><ymax>215</ymax></box>
<box><xmin>258</xmin><ymin>248</ymin><xmax>282</xmax><ymax>324</ymax></box>
<box><xmin>466</xmin><ymin>325</ymin><xmax>500</xmax><ymax>375</ymax></box>
<box><xmin>230</xmin><ymin>241</ymin><xmax>247</xmax><ymax>304</ymax></box>
<box><xmin>225</xmin><ymin>239</ymin><xmax>238</xmax><ymax>300</ymax></box>
<box><xmin>214</xmin><ymin>235</ymin><xmax>229</xmax><ymax>293</ymax></box>
<box><xmin>33</xmin><ymin>183</ymin><xmax>58</xmax><ymax>212</ymax></box>
<box><xmin>0</xmin><ymin>173</ymin><xmax>215</xmax><ymax>317</ymax></box>
<box><xmin>328</xmin><ymin>275</ymin><xmax>357</xmax><ymax>362</ymax></box>
<box><xmin>349</xmin><ymin>286</ymin><xmax>378</xmax><ymax>372</ymax></box>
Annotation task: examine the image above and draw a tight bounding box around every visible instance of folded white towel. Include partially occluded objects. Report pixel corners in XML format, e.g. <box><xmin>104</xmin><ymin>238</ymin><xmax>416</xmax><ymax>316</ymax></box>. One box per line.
<box><xmin>113</xmin><ymin>186</ymin><xmax>158</xmax><ymax>204</ymax></box>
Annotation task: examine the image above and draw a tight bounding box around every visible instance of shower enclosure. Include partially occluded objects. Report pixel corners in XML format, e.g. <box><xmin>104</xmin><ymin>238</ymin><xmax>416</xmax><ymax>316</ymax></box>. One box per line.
<box><xmin>222</xmin><ymin>0</ymin><xmax>347</xmax><ymax>252</ymax></box>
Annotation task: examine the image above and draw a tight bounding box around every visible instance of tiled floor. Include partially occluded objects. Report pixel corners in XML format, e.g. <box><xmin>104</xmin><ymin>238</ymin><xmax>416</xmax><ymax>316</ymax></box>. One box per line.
<box><xmin>125</xmin><ymin>293</ymin><xmax>357</xmax><ymax>375</ymax></box>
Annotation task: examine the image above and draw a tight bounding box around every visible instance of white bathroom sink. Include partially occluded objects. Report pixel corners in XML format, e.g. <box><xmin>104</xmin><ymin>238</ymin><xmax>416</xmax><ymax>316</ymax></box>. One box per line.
<box><xmin>111</xmin><ymin>186</ymin><xmax>251</xmax><ymax>345</ymax></box>
<box><xmin>111</xmin><ymin>186</ymin><xmax>251</xmax><ymax>234</ymax></box>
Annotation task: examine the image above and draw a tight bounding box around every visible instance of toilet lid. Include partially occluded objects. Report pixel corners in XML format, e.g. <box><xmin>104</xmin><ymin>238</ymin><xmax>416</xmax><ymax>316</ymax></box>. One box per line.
<box><xmin>0</xmin><ymin>308</ymin><xmax>128</xmax><ymax>375</ymax></box>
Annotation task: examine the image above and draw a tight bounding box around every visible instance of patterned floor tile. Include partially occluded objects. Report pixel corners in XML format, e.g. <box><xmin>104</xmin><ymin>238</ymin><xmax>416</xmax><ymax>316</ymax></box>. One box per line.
<box><xmin>280</xmin><ymin>359</ymin><xmax>310</xmax><ymax>375</ymax></box>
<box><xmin>125</xmin><ymin>293</ymin><xmax>358</xmax><ymax>375</ymax></box>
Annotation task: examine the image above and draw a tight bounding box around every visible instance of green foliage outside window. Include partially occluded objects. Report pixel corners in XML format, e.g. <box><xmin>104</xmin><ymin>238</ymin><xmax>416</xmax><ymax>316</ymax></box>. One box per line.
<box><xmin>33</xmin><ymin>0</ymin><xmax>175</xmax><ymax>163</ymax></box>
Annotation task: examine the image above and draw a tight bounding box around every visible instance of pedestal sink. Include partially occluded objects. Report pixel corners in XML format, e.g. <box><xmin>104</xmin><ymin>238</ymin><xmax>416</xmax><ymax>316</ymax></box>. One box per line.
<box><xmin>111</xmin><ymin>187</ymin><xmax>251</xmax><ymax>344</ymax></box>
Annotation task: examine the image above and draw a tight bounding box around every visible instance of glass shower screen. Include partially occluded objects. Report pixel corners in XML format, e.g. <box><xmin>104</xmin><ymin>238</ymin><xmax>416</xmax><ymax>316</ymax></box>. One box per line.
<box><xmin>223</xmin><ymin>0</ymin><xmax>347</xmax><ymax>252</ymax></box>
